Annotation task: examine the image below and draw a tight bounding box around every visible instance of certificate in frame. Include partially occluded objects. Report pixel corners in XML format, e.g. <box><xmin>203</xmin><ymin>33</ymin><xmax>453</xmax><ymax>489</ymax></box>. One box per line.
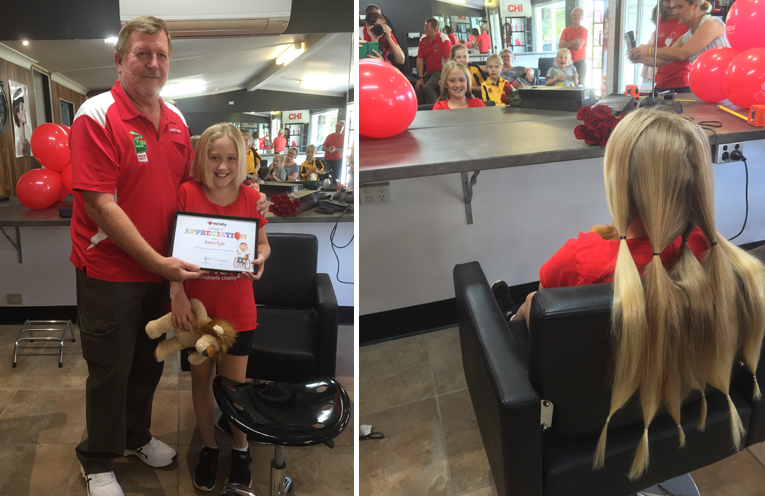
<box><xmin>169</xmin><ymin>211</ymin><xmax>260</xmax><ymax>273</ymax></box>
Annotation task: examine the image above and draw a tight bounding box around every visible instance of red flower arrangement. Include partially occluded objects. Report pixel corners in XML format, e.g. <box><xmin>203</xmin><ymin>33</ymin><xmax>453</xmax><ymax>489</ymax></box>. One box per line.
<box><xmin>268</xmin><ymin>193</ymin><xmax>302</xmax><ymax>217</ymax></box>
<box><xmin>574</xmin><ymin>105</ymin><xmax>626</xmax><ymax>147</ymax></box>
<box><xmin>500</xmin><ymin>80</ymin><xmax>521</xmax><ymax>106</ymax></box>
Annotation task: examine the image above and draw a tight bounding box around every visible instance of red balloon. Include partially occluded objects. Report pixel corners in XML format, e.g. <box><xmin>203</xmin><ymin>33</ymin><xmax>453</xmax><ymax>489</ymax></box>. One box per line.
<box><xmin>54</xmin><ymin>182</ymin><xmax>69</xmax><ymax>202</ymax></box>
<box><xmin>723</xmin><ymin>48</ymin><xmax>765</xmax><ymax>109</ymax></box>
<box><xmin>359</xmin><ymin>59</ymin><xmax>417</xmax><ymax>139</ymax></box>
<box><xmin>16</xmin><ymin>169</ymin><xmax>63</xmax><ymax>210</ymax></box>
<box><xmin>726</xmin><ymin>0</ymin><xmax>765</xmax><ymax>52</ymax></box>
<box><xmin>61</xmin><ymin>164</ymin><xmax>73</xmax><ymax>193</ymax></box>
<box><xmin>690</xmin><ymin>47</ymin><xmax>739</xmax><ymax>102</ymax></box>
<box><xmin>30</xmin><ymin>123</ymin><xmax>71</xmax><ymax>172</ymax></box>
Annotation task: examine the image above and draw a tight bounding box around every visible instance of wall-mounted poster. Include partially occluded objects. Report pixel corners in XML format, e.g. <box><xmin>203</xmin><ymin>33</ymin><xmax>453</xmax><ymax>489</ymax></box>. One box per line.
<box><xmin>9</xmin><ymin>80</ymin><xmax>33</xmax><ymax>158</ymax></box>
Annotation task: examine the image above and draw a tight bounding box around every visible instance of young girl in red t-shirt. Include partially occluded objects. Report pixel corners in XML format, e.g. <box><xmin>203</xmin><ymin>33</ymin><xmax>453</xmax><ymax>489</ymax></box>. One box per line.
<box><xmin>499</xmin><ymin>108</ymin><xmax>765</xmax><ymax>480</ymax></box>
<box><xmin>433</xmin><ymin>60</ymin><xmax>487</xmax><ymax>110</ymax></box>
<box><xmin>170</xmin><ymin>123</ymin><xmax>270</xmax><ymax>491</ymax></box>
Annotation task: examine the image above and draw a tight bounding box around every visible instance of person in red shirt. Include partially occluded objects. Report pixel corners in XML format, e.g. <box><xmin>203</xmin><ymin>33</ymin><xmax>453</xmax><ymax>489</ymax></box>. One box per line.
<box><xmin>171</xmin><ymin>123</ymin><xmax>270</xmax><ymax>491</ymax></box>
<box><xmin>322</xmin><ymin>120</ymin><xmax>345</xmax><ymax>183</ymax></box>
<box><xmin>467</xmin><ymin>28</ymin><xmax>479</xmax><ymax>49</ymax></box>
<box><xmin>416</xmin><ymin>17</ymin><xmax>453</xmax><ymax>105</ymax></box>
<box><xmin>69</xmin><ymin>15</ymin><xmax>266</xmax><ymax>496</ymax></box>
<box><xmin>272</xmin><ymin>129</ymin><xmax>287</xmax><ymax>153</ymax></box>
<box><xmin>433</xmin><ymin>60</ymin><xmax>487</xmax><ymax>110</ymax></box>
<box><xmin>559</xmin><ymin>8</ymin><xmax>588</xmax><ymax>84</ymax></box>
<box><xmin>473</xmin><ymin>23</ymin><xmax>491</xmax><ymax>53</ymax></box>
<box><xmin>493</xmin><ymin>108</ymin><xmax>765</xmax><ymax>479</ymax></box>
<box><xmin>634</xmin><ymin>1</ymin><xmax>691</xmax><ymax>92</ymax></box>
<box><xmin>443</xmin><ymin>25</ymin><xmax>458</xmax><ymax>48</ymax></box>
<box><xmin>361</xmin><ymin>11</ymin><xmax>405</xmax><ymax>66</ymax></box>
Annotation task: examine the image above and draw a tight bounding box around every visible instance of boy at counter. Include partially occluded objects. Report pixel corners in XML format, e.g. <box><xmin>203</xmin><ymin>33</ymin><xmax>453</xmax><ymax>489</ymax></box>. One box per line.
<box><xmin>299</xmin><ymin>144</ymin><xmax>327</xmax><ymax>180</ymax></box>
<box><xmin>242</xmin><ymin>131</ymin><xmax>262</xmax><ymax>180</ymax></box>
<box><xmin>546</xmin><ymin>48</ymin><xmax>579</xmax><ymax>87</ymax></box>
<box><xmin>481</xmin><ymin>54</ymin><xmax>508</xmax><ymax>106</ymax></box>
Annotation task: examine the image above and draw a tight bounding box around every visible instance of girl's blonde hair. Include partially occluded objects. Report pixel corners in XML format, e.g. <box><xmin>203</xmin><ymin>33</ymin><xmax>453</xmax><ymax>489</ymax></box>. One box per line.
<box><xmin>593</xmin><ymin>108</ymin><xmax>765</xmax><ymax>479</ymax></box>
<box><xmin>190</xmin><ymin>123</ymin><xmax>248</xmax><ymax>188</ymax></box>
<box><xmin>272</xmin><ymin>154</ymin><xmax>284</xmax><ymax>164</ymax></box>
<box><xmin>557</xmin><ymin>48</ymin><xmax>572</xmax><ymax>59</ymax></box>
<box><xmin>437</xmin><ymin>61</ymin><xmax>472</xmax><ymax>102</ymax></box>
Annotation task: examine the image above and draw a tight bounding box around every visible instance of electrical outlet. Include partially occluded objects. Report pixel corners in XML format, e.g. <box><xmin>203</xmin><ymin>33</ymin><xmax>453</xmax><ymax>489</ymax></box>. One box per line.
<box><xmin>6</xmin><ymin>294</ymin><xmax>22</xmax><ymax>305</ymax></box>
<box><xmin>714</xmin><ymin>142</ymin><xmax>744</xmax><ymax>163</ymax></box>
<box><xmin>361</xmin><ymin>182</ymin><xmax>391</xmax><ymax>205</ymax></box>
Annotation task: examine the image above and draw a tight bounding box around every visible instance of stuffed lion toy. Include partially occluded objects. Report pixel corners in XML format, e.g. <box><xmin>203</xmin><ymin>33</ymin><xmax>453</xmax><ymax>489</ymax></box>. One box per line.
<box><xmin>145</xmin><ymin>298</ymin><xmax>237</xmax><ymax>365</ymax></box>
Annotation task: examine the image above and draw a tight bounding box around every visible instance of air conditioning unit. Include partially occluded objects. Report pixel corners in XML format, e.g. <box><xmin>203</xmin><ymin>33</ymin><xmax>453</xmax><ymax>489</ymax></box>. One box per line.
<box><xmin>119</xmin><ymin>0</ymin><xmax>292</xmax><ymax>38</ymax></box>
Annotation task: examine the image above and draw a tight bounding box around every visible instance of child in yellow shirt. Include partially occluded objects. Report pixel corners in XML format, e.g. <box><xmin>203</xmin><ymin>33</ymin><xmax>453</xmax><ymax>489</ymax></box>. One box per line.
<box><xmin>480</xmin><ymin>54</ymin><xmax>508</xmax><ymax>106</ymax></box>
<box><xmin>299</xmin><ymin>145</ymin><xmax>327</xmax><ymax>180</ymax></box>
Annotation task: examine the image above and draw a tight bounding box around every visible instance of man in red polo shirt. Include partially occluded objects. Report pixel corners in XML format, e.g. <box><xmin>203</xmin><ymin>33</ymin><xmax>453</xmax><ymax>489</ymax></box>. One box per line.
<box><xmin>416</xmin><ymin>17</ymin><xmax>453</xmax><ymax>104</ymax></box>
<box><xmin>559</xmin><ymin>7</ymin><xmax>588</xmax><ymax>84</ymax></box>
<box><xmin>474</xmin><ymin>23</ymin><xmax>491</xmax><ymax>53</ymax></box>
<box><xmin>69</xmin><ymin>15</ymin><xmax>266</xmax><ymax>496</ymax></box>
<box><xmin>322</xmin><ymin>120</ymin><xmax>345</xmax><ymax>183</ymax></box>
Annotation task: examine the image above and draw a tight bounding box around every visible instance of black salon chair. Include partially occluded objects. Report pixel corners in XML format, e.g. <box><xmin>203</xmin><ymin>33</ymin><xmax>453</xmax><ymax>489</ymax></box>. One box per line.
<box><xmin>453</xmin><ymin>260</ymin><xmax>765</xmax><ymax>496</ymax></box>
<box><xmin>213</xmin><ymin>375</ymin><xmax>351</xmax><ymax>496</ymax></box>
<box><xmin>181</xmin><ymin>233</ymin><xmax>338</xmax><ymax>383</ymax></box>
<box><xmin>538</xmin><ymin>57</ymin><xmax>556</xmax><ymax>85</ymax></box>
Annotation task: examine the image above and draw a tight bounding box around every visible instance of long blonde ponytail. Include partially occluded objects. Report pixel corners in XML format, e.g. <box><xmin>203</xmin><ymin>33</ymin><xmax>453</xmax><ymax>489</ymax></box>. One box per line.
<box><xmin>592</xmin><ymin>108</ymin><xmax>765</xmax><ymax>479</ymax></box>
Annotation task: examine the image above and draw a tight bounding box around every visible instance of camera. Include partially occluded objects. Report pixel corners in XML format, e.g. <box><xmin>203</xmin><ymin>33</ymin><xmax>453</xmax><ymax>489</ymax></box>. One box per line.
<box><xmin>371</xmin><ymin>23</ymin><xmax>384</xmax><ymax>36</ymax></box>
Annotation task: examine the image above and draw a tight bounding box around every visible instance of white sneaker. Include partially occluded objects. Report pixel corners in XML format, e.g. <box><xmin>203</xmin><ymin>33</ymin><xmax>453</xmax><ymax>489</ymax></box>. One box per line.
<box><xmin>123</xmin><ymin>437</ymin><xmax>177</xmax><ymax>467</ymax></box>
<box><xmin>80</xmin><ymin>466</ymin><xmax>125</xmax><ymax>496</ymax></box>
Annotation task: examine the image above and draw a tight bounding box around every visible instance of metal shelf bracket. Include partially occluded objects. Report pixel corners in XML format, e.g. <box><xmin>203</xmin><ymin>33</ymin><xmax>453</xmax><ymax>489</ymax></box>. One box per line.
<box><xmin>0</xmin><ymin>225</ymin><xmax>22</xmax><ymax>263</ymax></box>
<box><xmin>461</xmin><ymin>170</ymin><xmax>480</xmax><ymax>225</ymax></box>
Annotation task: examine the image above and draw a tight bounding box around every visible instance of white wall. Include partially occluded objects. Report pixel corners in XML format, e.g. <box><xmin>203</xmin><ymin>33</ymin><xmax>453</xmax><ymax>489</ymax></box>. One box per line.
<box><xmin>359</xmin><ymin>140</ymin><xmax>765</xmax><ymax>315</ymax></box>
<box><xmin>0</xmin><ymin>221</ymin><xmax>354</xmax><ymax>308</ymax></box>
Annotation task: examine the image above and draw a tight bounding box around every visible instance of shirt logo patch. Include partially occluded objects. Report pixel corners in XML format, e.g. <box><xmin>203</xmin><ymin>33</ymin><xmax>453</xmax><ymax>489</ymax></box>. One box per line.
<box><xmin>129</xmin><ymin>131</ymin><xmax>147</xmax><ymax>155</ymax></box>
<box><xmin>137</xmin><ymin>152</ymin><xmax>148</xmax><ymax>162</ymax></box>
<box><xmin>170</xmin><ymin>128</ymin><xmax>182</xmax><ymax>134</ymax></box>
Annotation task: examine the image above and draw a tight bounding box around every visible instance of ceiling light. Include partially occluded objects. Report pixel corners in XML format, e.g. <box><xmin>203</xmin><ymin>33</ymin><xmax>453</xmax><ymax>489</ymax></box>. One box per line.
<box><xmin>104</xmin><ymin>37</ymin><xmax>118</xmax><ymax>44</ymax></box>
<box><xmin>300</xmin><ymin>77</ymin><xmax>337</xmax><ymax>91</ymax></box>
<box><xmin>160</xmin><ymin>81</ymin><xmax>207</xmax><ymax>98</ymax></box>
<box><xmin>22</xmin><ymin>40</ymin><xmax>29</xmax><ymax>46</ymax></box>
<box><xmin>276</xmin><ymin>42</ymin><xmax>305</xmax><ymax>65</ymax></box>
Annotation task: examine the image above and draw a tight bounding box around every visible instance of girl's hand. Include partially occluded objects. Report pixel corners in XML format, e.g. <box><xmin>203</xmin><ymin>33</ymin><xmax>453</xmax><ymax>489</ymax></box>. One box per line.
<box><xmin>240</xmin><ymin>254</ymin><xmax>267</xmax><ymax>281</ymax></box>
<box><xmin>367</xmin><ymin>49</ymin><xmax>384</xmax><ymax>61</ymax></box>
<box><xmin>573</xmin><ymin>74</ymin><xmax>579</xmax><ymax>84</ymax></box>
<box><xmin>382</xmin><ymin>24</ymin><xmax>392</xmax><ymax>36</ymax></box>
<box><xmin>171</xmin><ymin>292</ymin><xmax>197</xmax><ymax>332</ymax></box>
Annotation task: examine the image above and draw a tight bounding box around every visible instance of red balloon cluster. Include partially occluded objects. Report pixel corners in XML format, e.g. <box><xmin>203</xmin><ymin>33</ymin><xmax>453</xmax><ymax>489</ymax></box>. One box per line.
<box><xmin>17</xmin><ymin>123</ymin><xmax>72</xmax><ymax>210</ymax></box>
<box><xmin>689</xmin><ymin>0</ymin><xmax>765</xmax><ymax>107</ymax></box>
<box><xmin>359</xmin><ymin>59</ymin><xmax>417</xmax><ymax>139</ymax></box>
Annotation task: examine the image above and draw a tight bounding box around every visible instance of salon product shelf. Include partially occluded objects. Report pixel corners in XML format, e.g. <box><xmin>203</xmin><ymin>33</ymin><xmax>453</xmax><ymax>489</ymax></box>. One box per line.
<box><xmin>359</xmin><ymin>100</ymin><xmax>765</xmax><ymax>183</ymax></box>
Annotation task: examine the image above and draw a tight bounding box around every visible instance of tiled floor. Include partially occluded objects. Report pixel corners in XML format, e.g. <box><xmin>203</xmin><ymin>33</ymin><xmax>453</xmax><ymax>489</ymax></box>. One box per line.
<box><xmin>0</xmin><ymin>323</ymin><xmax>354</xmax><ymax>496</ymax></box>
<box><xmin>359</xmin><ymin>326</ymin><xmax>765</xmax><ymax>496</ymax></box>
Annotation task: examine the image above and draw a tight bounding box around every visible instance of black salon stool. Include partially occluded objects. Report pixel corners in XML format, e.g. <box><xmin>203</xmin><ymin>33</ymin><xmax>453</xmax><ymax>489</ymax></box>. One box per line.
<box><xmin>213</xmin><ymin>376</ymin><xmax>351</xmax><ymax>496</ymax></box>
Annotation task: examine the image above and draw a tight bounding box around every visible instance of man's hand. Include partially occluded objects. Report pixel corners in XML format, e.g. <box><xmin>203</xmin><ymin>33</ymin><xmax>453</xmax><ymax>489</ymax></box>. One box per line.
<box><xmin>382</xmin><ymin>24</ymin><xmax>392</xmax><ymax>36</ymax></box>
<box><xmin>256</xmin><ymin>191</ymin><xmax>268</xmax><ymax>217</ymax></box>
<box><xmin>367</xmin><ymin>49</ymin><xmax>384</xmax><ymax>61</ymax></box>
<box><xmin>415</xmin><ymin>78</ymin><xmax>424</xmax><ymax>90</ymax></box>
<box><xmin>573</xmin><ymin>74</ymin><xmax>579</xmax><ymax>85</ymax></box>
<box><xmin>153</xmin><ymin>257</ymin><xmax>205</xmax><ymax>283</ymax></box>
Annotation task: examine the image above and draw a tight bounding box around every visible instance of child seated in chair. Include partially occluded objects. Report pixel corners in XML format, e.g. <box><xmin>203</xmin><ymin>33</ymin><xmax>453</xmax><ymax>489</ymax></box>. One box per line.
<box><xmin>545</xmin><ymin>48</ymin><xmax>579</xmax><ymax>87</ymax></box>
<box><xmin>299</xmin><ymin>144</ymin><xmax>327</xmax><ymax>180</ymax></box>
<box><xmin>493</xmin><ymin>107</ymin><xmax>765</xmax><ymax>480</ymax></box>
<box><xmin>433</xmin><ymin>61</ymin><xmax>487</xmax><ymax>110</ymax></box>
<box><xmin>480</xmin><ymin>54</ymin><xmax>508</xmax><ymax>106</ymax></box>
